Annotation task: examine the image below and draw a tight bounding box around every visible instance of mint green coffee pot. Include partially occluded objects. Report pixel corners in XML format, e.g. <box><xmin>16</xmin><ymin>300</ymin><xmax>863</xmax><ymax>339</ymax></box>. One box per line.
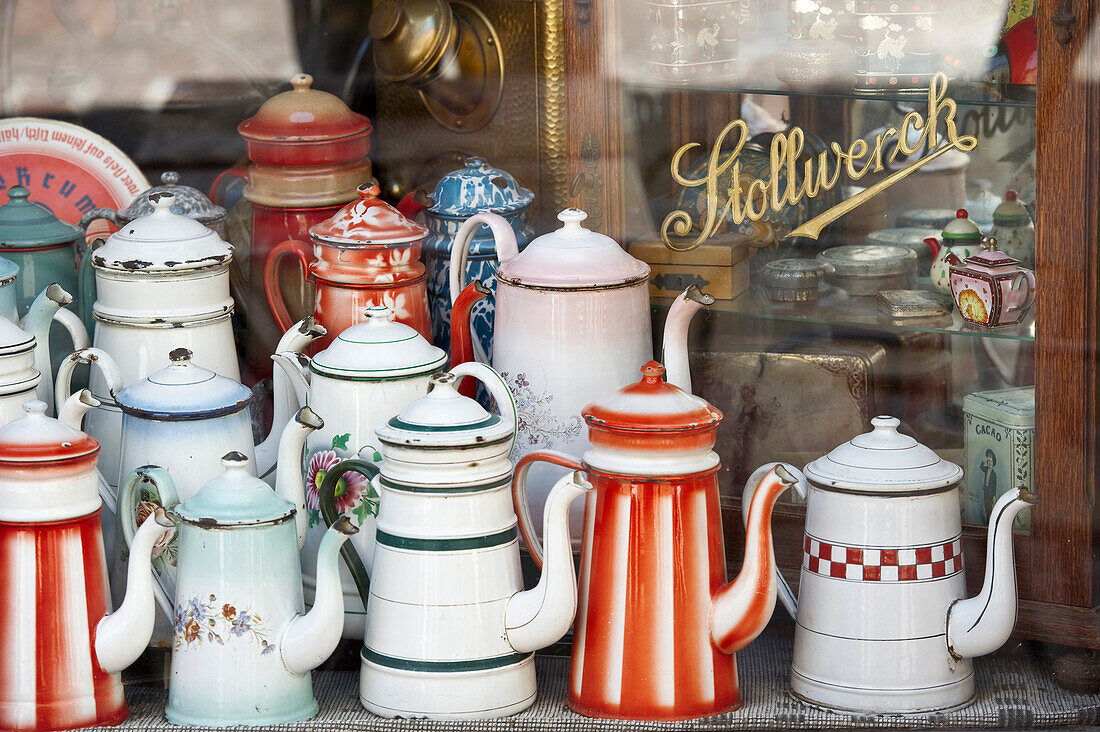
<box><xmin>0</xmin><ymin>186</ymin><xmax>81</xmax><ymax>317</ymax></box>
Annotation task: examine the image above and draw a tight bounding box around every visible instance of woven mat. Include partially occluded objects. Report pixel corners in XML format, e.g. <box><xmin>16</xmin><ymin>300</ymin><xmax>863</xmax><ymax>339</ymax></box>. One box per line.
<box><xmin>85</xmin><ymin>624</ymin><xmax>1100</xmax><ymax>731</ymax></box>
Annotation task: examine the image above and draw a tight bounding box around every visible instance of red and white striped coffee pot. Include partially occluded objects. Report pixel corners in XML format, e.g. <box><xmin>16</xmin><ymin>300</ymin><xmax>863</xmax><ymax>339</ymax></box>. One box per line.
<box><xmin>0</xmin><ymin>394</ymin><xmax>170</xmax><ymax>731</ymax></box>
<box><xmin>512</xmin><ymin>361</ymin><xmax>797</xmax><ymax>721</ymax></box>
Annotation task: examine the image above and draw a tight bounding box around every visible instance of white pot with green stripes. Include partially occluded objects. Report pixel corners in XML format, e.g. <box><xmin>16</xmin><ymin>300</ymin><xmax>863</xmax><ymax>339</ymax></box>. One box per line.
<box><xmin>318</xmin><ymin>362</ymin><xmax>590</xmax><ymax>719</ymax></box>
<box><xmin>273</xmin><ymin>305</ymin><xmax>448</xmax><ymax>639</ymax></box>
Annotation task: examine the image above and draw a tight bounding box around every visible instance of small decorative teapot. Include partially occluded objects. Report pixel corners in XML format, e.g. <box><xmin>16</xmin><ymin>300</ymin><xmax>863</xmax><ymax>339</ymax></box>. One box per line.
<box><xmin>272</xmin><ymin>306</ymin><xmax>448</xmax><ymax>638</ymax></box>
<box><xmin>924</xmin><ymin>208</ymin><xmax>985</xmax><ymax>294</ymax></box>
<box><xmin>748</xmin><ymin>417</ymin><xmax>1036</xmax><ymax>713</ymax></box>
<box><xmin>106</xmin><ymin>451</ymin><xmax>357</xmax><ymax>726</ymax></box>
<box><xmin>317</xmin><ymin>362</ymin><xmax>588</xmax><ymax>719</ymax></box>
<box><xmin>513</xmin><ymin>361</ymin><xmax>796</xmax><ymax>720</ymax></box>
<box><xmin>948</xmin><ymin>239</ymin><xmax>1036</xmax><ymax>328</ymax></box>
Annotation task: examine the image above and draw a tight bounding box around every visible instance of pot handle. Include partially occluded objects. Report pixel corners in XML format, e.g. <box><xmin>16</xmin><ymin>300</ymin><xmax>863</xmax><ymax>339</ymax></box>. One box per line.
<box><xmin>264</xmin><ymin>239</ymin><xmax>312</xmax><ymax>334</ymax></box>
<box><xmin>117</xmin><ymin>466</ymin><xmax>181</xmax><ymax>623</ymax></box>
<box><xmin>55</xmin><ymin>347</ymin><xmax>123</xmax><ymax>409</ymax></box>
<box><xmin>448</xmin><ymin>361</ymin><xmax>517</xmax><ymax>453</ymax></box>
<box><xmin>511</xmin><ymin>450</ymin><xmax>585</xmax><ymax>570</ymax></box>
<box><xmin>447</xmin><ymin>212</ymin><xmax>519</xmax><ymax>304</ymax></box>
<box><xmin>742</xmin><ymin>462</ymin><xmax>807</xmax><ymax>620</ymax></box>
<box><xmin>1008</xmin><ymin>268</ymin><xmax>1036</xmax><ymax>316</ymax></box>
<box><xmin>318</xmin><ymin>459</ymin><xmax>381</xmax><ymax>611</ymax></box>
<box><xmin>76</xmin><ymin>238</ymin><xmax>104</xmax><ymax>335</ymax></box>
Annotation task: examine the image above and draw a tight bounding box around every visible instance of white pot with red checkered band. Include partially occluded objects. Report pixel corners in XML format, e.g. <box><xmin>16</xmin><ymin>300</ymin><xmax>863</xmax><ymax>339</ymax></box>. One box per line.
<box><xmin>747</xmin><ymin>416</ymin><xmax>1037</xmax><ymax>714</ymax></box>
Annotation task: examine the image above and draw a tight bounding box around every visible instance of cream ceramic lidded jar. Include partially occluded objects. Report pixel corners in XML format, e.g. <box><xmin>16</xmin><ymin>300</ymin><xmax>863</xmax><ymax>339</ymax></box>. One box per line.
<box><xmin>452</xmin><ymin>208</ymin><xmax>652</xmax><ymax>539</ymax></box>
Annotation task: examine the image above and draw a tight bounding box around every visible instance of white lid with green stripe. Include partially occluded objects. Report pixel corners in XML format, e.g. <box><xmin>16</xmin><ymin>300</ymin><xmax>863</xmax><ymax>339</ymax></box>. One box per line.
<box><xmin>310</xmin><ymin>306</ymin><xmax>447</xmax><ymax>380</ymax></box>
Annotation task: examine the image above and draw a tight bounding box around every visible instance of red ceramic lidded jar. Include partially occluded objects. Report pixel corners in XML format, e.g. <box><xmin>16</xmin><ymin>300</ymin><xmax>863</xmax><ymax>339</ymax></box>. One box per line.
<box><xmin>265</xmin><ymin>183</ymin><xmax>432</xmax><ymax>351</ymax></box>
<box><xmin>233</xmin><ymin>73</ymin><xmax>374</xmax><ymax>378</ymax></box>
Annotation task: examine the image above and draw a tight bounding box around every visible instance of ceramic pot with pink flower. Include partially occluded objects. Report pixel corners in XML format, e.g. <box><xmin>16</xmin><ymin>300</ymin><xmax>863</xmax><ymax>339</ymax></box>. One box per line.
<box><xmin>272</xmin><ymin>304</ymin><xmax>448</xmax><ymax>638</ymax></box>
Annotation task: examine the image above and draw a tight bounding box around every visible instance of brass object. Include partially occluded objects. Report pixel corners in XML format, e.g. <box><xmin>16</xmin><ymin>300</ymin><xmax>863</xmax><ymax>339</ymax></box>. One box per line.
<box><xmin>661</xmin><ymin>73</ymin><xmax>979</xmax><ymax>251</ymax></box>
<box><xmin>371</xmin><ymin>0</ymin><xmax>504</xmax><ymax>132</ymax></box>
<box><xmin>538</xmin><ymin>0</ymin><xmax>568</xmax><ymax>213</ymax></box>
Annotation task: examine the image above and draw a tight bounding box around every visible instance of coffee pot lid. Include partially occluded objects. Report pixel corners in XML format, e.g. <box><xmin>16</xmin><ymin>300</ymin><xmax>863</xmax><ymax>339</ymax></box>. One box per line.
<box><xmin>992</xmin><ymin>190</ymin><xmax>1031</xmax><ymax>226</ymax></box>
<box><xmin>175</xmin><ymin>452</ymin><xmax>295</xmax><ymax>526</ymax></box>
<box><xmin>962</xmin><ymin>237</ymin><xmax>1021</xmax><ymax>269</ymax></box>
<box><xmin>941</xmin><ymin>209</ymin><xmax>983</xmax><ymax>241</ymax></box>
<box><xmin>803</xmin><ymin>416</ymin><xmax>962</xmax><ymax>493</ymax></box>
<box><xmin>582</xmin><ymin>361</ymin><xmax>721</xmax><ymax>435</ymax></box>
<box><xmin>376</xmin><ymin>371</ymin><xmax>513</xmax><ymax>448</ymax></box>
<box><xmin>116</xmin><ymin>349</ymin><xmax>252</xmax><ymax>419</ymax></box>
<box><xmin>309</xmin><ymin>183</ymin><xmax>427</xmax><ymax>245</ymax></box>
<box><xmin>0</xmin><ymin>316</ymin><xmax>35</xmax><ymax>356</ymax></box>
<box><xmin>238</xmin><ymin>73</ymin><xmax>373</xmax><ymax>146</ymax></box>
<box><xmin>427</xmin><ymin>157</ymin><xmax>534</xmax><ymax>218</ymax></box>
<box><xmin>0</xmin><ymin>256</ymin><xmax>20</xmax><ymax>284</ymax></box>
<box><xmin>0</xmin><ymin>400</ymin><xmax>98</xmax><ymax>464</ymax></box>
<box><xmin>118</xmin><ymin>172</ymin><xmax>226</xmax><ymax>225</ymax></box>
<box><xmin>496</xmin><ymin>209</ymin><xmax>650</xmax><ymax>289</ymax></box>
<box><xmin>93</xmin><ymin>193</ymin><xmax>233</xmax><ymax>272</ymax></box>
<box><xmin>311</xmin><ymin>306</ymin><xmax>447</xmax><ymax>379</ymax></box>
<box><xmin>0</xmin><ymin>186</ymin><xmax>82</xmax><ymax>247</ymax></box>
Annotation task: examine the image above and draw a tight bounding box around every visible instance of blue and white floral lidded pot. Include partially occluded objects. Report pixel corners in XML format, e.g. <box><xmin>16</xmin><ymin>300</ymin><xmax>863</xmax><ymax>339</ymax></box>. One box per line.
<box><xmin>422</xmin><ymin>157</ymin><xmax>534</xmax><ymax>356</ymax></box>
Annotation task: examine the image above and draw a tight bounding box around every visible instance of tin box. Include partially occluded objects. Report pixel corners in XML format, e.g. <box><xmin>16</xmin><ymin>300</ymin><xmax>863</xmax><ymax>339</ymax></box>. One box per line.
<box><xmin>817</xmin><ymin>244</ymin><xmax>917</xmax><ymax>296</ymax></box>
<box><xmin>962</xmin><ymin>386</ymin><xmax>1034</xmax><ymax>530</ymax></box>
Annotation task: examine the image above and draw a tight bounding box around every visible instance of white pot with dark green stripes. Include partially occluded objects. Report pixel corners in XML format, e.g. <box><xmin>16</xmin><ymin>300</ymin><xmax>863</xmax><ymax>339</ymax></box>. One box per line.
<box><xmin>273</xmin><ymin>305</ymin><xmax>449</xmax><ymax>640</ymax></box>
<box><xmin>318</xmin><ymin>362</ymin><xmax>590</xmax><ymax>719</ymax></box>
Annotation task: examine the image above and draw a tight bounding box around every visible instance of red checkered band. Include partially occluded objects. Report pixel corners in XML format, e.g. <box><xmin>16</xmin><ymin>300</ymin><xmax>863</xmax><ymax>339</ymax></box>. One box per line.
<box><xmin>802</xmin><ymin>534</ymin><xmax>964</xmax><ymax>582</ymax></box>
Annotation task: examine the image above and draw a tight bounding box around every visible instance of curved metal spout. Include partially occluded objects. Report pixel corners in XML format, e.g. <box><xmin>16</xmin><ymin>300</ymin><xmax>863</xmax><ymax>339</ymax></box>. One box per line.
<box><xmin>275</xmin><ymin>407</ymin><xmax>324</xmax><ymax>549</ymax></box>
<box><xmin>281</xmin><ymin>516</ymin><xmax>358</xmax><ymax>675</ymax></box>
<box><xmin>505</xmin><ymin>470</ymin><xmax>591</xmax><ymax>653</ymax></box>
<box><xmin>57</xmin><ymin>389</ymin><xmax>100</xmax><ymax>430</ymax></box>
<box><xmin>711</xmin><ymin>464</ymin><xmax>796</xmax><ymax>654</ymax></box>
<box><xmin>661</xmin><ymin>285</ymin><xmax>714</xmax><ymax>393</ymax></box>
<box><xmin>25</xmin><ymin>283</ymin><xmax>89</xmax><ymax>411</ymax></box>
<box><xmin>449</xmin><ymin>281</ymin><xmax>490</xmax><ymax>398</ymax></box>
<box><xmin>946</xmin><ymin>487</ymin><xmax>1037</xmax><ymax>660</ymax></box>
<box><xmin>256</xmin><ymin>317</ymin><xmax>326</xmax><ymax>475</ymax></box>
<box><xmin>925</xmin><ymin>237</ymin><xmax>942</xmax><ymax>260</ymax></box>
<box><xmin>95</xmin><ymin>509</ymin><xmax>175</xmax><ymax>673</ymax></box>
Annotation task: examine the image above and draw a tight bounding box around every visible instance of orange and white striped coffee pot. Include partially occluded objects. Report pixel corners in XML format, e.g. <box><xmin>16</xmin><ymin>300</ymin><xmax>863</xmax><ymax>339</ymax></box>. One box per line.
<box><xmin>512</xmin><ymin>361</ymin><xmax>797</xmax><ymax>721</ymax></box>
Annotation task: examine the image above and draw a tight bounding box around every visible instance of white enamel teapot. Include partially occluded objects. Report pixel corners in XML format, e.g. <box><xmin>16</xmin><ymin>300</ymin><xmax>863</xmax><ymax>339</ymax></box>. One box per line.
<box><xmin>316</xmin><ymin>362</ymin><xmax>589</xmax><ymax>719</ymax></box>
<box><xmin>748</xmin><ymin>416</ymin><xmax>1036</xmax><ymax>713</ymax></box>
<box><xmin>272</xmin><ymin>304</ymin><xmax>448</xmax><ymax>637</ymax></box>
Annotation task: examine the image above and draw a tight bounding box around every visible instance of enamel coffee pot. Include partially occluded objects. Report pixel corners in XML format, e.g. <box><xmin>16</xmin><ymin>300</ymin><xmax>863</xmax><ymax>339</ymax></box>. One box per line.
<box><xmin>751</xmin><ymin>417</ymin><xmax>1036</xmax><ymax>713</ymax></box>
<box><xmin>450</xmin><ymin>208</ymin><xmax>652</xmax><ymax>539</ymax></box>
<box><xmin>318</xmin><ymin>363</ymin><xmax>589</xmax><ymax>719</ymax></box>
<box><xmin>272</xmin><ymin>305</ymin><xmax>447</xmax><ymax>638</ymax></box>
<box><xmin>75</xmin><ymin>193</ymin><xmax>238</xmax><ymax>488</ymax></box>
<box><xmin>265</xmin><ymin>183</ymin><xmax>432</xmax><ymax>351</ymax></box>
<box><xmin>107</xmin><ymin>451</ymin><xmax>357</xmax><ymax>726</ymax></box>
<box><xmin>513</xmin><ymin>362</ymin><xmax>796</xmax><ymax>720</ymax></box>
<box><xmin>0</xmin><ymin>186</ymin><xmax>83</xmax><ymax>317</ymax></box>
<box><xmin>0</xmin><ymin>394</ymin><xmax>170</xmax><ymax>731</ymax></box>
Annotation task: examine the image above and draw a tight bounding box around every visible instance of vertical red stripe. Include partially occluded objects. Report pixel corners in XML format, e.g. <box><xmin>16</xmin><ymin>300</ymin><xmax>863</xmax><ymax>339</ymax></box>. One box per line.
<box><xmin>671</xmin><ymin>482</ymin><xmax>709</xmax><ymax>714</ymax></box>
<box><xmin>619</xmin><ymin>482</ymin><xmax>663</xmax><ymax>712</ymax></box>
<box><xmin>35</xmin><ymin>523</ymin><xmax>72</xmax><ymax>730</ymax></box>
<box><xmin>80</xmin><ymin>516</ymin><xmax>126</xmax><ymax>725</ymax></box>
<box><xmin>575</xmin><ymin>480</ymin><xmax>621</xmax><ymax>711</ymax></box>
<box><xmin>703</xmin><ymin>475</ymin><xmax>738</xmax><ymax>710</ymax></box>
<box><xmin>0</xmin><ymin>526</ymin><xmax>20</xmax><ymax>729</ymax></box>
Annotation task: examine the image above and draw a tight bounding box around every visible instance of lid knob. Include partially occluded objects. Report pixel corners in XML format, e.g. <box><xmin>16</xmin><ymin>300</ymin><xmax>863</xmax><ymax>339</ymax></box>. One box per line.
<box><xmin>364</xmin><ymin>305</ymin><xmax>394</xmax><ymax>322</ymax></box>
<box><xmin>7</xmin><ymin>186</ymin><xmax>29</xmax><ymax>201</ymax></box>
<box><xmin>640</xmin><ymin>360</ymin><xmax>665</xmax><ymax>384</ymax></box>
<box><xmin>1005</xmin><ymin>189</ymin><xmax>1018</xmax><ymax>202</ymax></box>
<box><xmin>557</xmin><ymin>208</ymin><xmax>588</xmax><ymax>230</ymax></box>
<box><xmin>22</xmin><ymin>400</ymin><xmax>48</xmax><ymax>416</ymax></box>
<box><xmin>169</xmin><ymin>347</ymin><xmax>193</xmax><ymax>363</ymax></box>
<box><xmin>357</xmin><ymin>183</ymin><xmax>382</xmax><ymax>199</ymax></box>
<box><xmin>221</xmin><ymin>451</ymin><xmax>250</xmax><ymax>469</ymax></box>
<box><xmin>956</xmin><ymin>208</ymin><xmax>968</xmax><ymax>219</ymax></box>
<box><xmin>430</xmin><ymin>372</ymin><xmax>457</xmax><ymax>387</ymax></box>
<box><xmin>290</xmin><ymin>73</ymin><xmax>313</xmax><ymax>91</ymax></box>
<box><xmin>149</xmin><ymin>192</ymin><xmax>177</xmax><ymax>213</ymax></box>
<box><xmin>871</xmin><ymin>415</ymin><xmax>901</xmax><ymax>432</ymax></box>
<box><xmin>465</xmin><ymin>156</ymin><xmax>486</xmax><ymax>170</ymax></box>
<box><xmin>161</xmin><ymin>171</ymin><xmax>180</xmax><ymax>186</ymax></box>
<box><xmin>986</xmin><ymin>236</ymin><xmax>1000</xmax><ymax>251</ymax></box>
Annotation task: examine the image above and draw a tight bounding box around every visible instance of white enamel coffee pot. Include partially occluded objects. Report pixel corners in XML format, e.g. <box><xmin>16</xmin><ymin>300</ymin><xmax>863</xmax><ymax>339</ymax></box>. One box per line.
<box><xmin>747</xmin><ymin>416</ymin><xmax>1037</xmax><ymax>714</ymax></box>
<box><xmin>272</xmin><ymin>305</ymin><xmax>448</xmax><ymax>638</ymax></box>
<box><xmin>317</xmin><ymin>363</ymin><xmax>589</xmax><ymax>719</ymax></box>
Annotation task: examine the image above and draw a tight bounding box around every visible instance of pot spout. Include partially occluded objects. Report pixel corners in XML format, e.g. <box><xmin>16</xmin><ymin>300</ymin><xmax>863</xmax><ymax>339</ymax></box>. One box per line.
<box><xmin>95</xmin><ymin>509</ymin><xmax>175</xmax><ymax>674</ymax></box>
<box><xmin>711</xmin><ymin>464</ymin><xmax>797</xmax><ymax>654</ymax></box>
<box><xmin>256</xmin><ymin>318</ymin><xmax>326</xmax><ymax>475</ymax></box>
<box><xmin>275</xmin><ymin>407</ymin><xmax>324</xmax><ymax>549</ymax></box>
<box><xmin>281</xmin><ymin>516</ymin><xmax>358</xmax><ymax>675</ymax></box>
<box><xmin>25</xmin><ymin>283</ymin><xmax>89</xmax><ymax>411</ymax></box>
<box><xmin>946</xmin><ymin>487</ymin><xmax>1037</xmax><ymax>660</ymax></box>
<box><xmin>925</xmin><ymin>237</ymin><xmax>942</xmax><ymax>260</ymax></box>
<box><xmin>505</xmin><ymin>470</ymin><xmax>591</xmax><ymax>653</ymax></box>
<box><xmin>661</xmin><ymin>285</ymin><xmax>714</xmax><ymax>393</ymax></box>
